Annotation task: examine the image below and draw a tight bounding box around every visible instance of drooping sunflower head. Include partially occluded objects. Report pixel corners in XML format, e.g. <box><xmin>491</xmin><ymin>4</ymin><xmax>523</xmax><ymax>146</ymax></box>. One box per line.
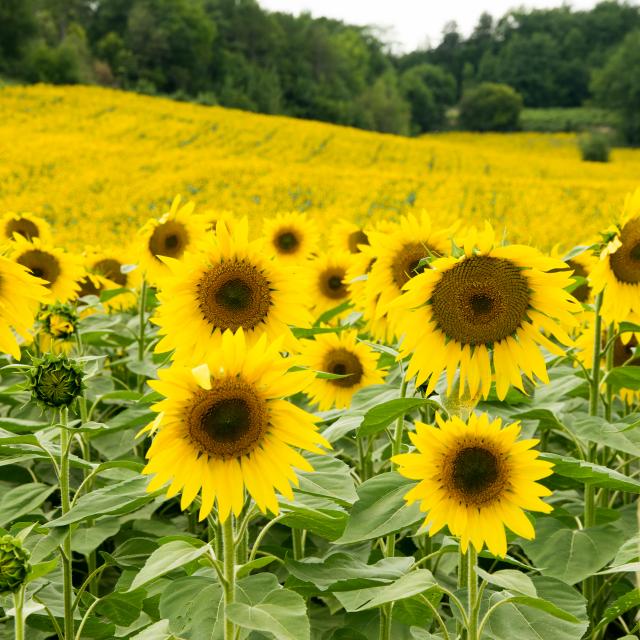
<box><xmin>590</xmin><ymin>188</ymin><xmax>640</xmax><ymax>323</ymax></box>
<box><xmin>263</xmin><ymin>212</ymin><xmax>319</xmax><ymax>262</ymax></box>
<box><xmin>306</xmin><ymin>251</ymin><xmax>354</xmax><ymax>318</ymax></box>
<box><xmin>393</xmin><ymin>412</ymin><xmax>553</xmax><ymax>557</ymax></box>
<box><xmin>364</xmin><ymin>213</ymin><xmax>453</xmax><ymax>341</ymax></box>
<box><xmin>0</xmin><ymin>212</ymin><xmax>51</xmax><ymax>243</ymax></box>
<box><xmin>142</xmin><ymin>329</ymin><xmax>330</xmax><ymax>521</ymax></box>
<box><xmin>28</xmin><ymin>353</ymin><xmax>85</xmax><ymax>408</ymax></box>
<box><xmin>9</xmin><ymin>236</ymin><xmax>84</xmax><ymax>303</ymax></box>
<box><xmin>393</xmin><ymin>223</ymin><xmax>580</xmax><ymax>400</ymax></box>
<box><xmin>153</xmin><ymin>218</ymin><xmax>311</xmax><ymax>362</ymax></box>
<box><xmin>137</xmin><ymin>196</ymin><xmax>208</xmax><ymax>285</ymax></box>
<box><xmin>296</xmin><ymin>331</ymin><xmax>387</xmax><ymax>410</ymax></box>
<box><xmin>0</xmin><ymin>256</ymin><xmax>50</xmax><ymax>360</ymax></box>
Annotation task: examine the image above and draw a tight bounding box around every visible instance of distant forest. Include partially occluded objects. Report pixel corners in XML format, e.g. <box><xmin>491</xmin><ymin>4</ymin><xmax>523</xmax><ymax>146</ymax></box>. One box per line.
<box><xmin>1</xmin><ymin>0</ymin><xmax>639</xmax><ymax>135</ymax></box>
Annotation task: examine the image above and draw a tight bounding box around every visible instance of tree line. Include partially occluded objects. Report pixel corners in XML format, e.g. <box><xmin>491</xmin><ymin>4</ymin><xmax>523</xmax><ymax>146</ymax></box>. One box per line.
<box><xmin>0</xmin><ymin>0</ymin><xmax>639</xmax><ymax>139</ymax></box>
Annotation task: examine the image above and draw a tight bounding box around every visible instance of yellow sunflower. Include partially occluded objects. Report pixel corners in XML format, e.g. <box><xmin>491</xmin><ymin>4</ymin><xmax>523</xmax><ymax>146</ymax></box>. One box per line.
<box><xmin>590</xmin><ymin>188</ymin><xmax>640</xmax><ymax>324</ymax></box>
<box><xmin>0</xmin><ymin>256</ymin><xmax>50</xmax><ymax>359</ymax></box>
<box><xmin>142</xmin><ymin>329</ymin><xmax>330</xmax><ymax>521</ymax></box>
<box><xmin>307</xmin><ymin>251</ymin><xmax>354</xmax><ymax>318</ymax></box>
<box><xmin>36</xmin><ymin>303</ymin><xmax>78</xmax><ymax>354</ymax></box>
<box><xmin>0</xmin><ymin>212</ymin><xmax>51</xmax><ymax>243</ymax></box>
<box><xmin>329</xmin><ymin>220</ymin><xmax>370</xmax><ymax>255</ymax></box>
<box><xmin>296</xmin><ymin>331</ymin><xmax>387</xmax><ymax>410</ymax></box>
<box><xmin>362</xmin><ymin>213</ymin><xmax>453</xmax><ymax>341</ymax></box>
<box><xmin>9</xmin><ymin>236</ymin><xmax>84</xmax><ymax>303</ymax></box>
<box><xmin>81</xmin><ymin>248</ymin><xmax>138</xmax><ymax>311</ymax></box>
<box><xmin>137</xmin><ymin>196</ymin><xmax>209</xmax><ymax>285</ymax></box>
<box><xmin>392</xmin><ymin>223</ymin><xmax>579</xmax><ymax>400</ymax></box>
<box><xmin>263</xmin><ymin>212</ymin><xmax>319</xmax><ymax>263</ymax></box>
<box><xmin>153</xmin><ymin>219</ymin><xmax>311</xmax><ymax>362</ymax></box>
<box><xmin>200</xmin><ymin>209</ymin><xmax>235</xmax><ymax>237</ymax></box>
<box><xmin>393</xmin><ymin>412</ymin><xmax>554</xmax><ymax>557</ymax></box>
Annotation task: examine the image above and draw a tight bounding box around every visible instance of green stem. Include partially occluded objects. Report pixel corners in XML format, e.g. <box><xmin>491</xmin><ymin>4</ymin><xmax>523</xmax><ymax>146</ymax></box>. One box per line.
<box><xmin>466</xmin><ymin>546</ymin><xmax>479</xmax><ymax>640</ymax></box>
<box><xmin>605</xmin><ymin>323</ymin><xmax>614</xmax><ymax>422</ymax></box>
<box><xmin>59</xmin><ymin>408</ymin><xmax>74</xmax><ymax>640</ymax></box>
<box><xmin>292</xmin><ymin>528</ymin><xmax>305</xmax><ymax>561</ymax></box>
<box><xmin>222</xmin><ymin>517</ymin><xmax>236</xmax><ymax>640</ymax></box>
<box><xmin>137</xmin><ymin>280</ymin><xmax>148</xmax><ymax>392</ymax></box>
<box><xmin>13</xmin><ymin>587</ymin><xmax>25</xmax><ymax>640</ymax></box>
<box><xmin>457</xmin><ymin>547</ymin><xmax>468</xmax><ymax>639</ymax></box>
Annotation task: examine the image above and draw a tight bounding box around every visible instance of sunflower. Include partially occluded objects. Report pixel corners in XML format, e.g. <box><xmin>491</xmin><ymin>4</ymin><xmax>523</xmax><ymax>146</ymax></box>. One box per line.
<box><xmin>137</xmin><ymin>196</ymin><xmax>209</xmax><ymax>285</ymax></box>
<box><xmin>142</xmin><ymin>329</ymin><xmax>329</xmax><ymax>521</ymax></box>
<box><xmin>392</xmin><ymin>223</ymin><xmax>579</xmax><ymax>400</ymax></box>
<box><xmin>307</xmin><ymin>251</ymin><xmax>354</xmax><ymax>319</ymax></box>
<box><xmin>153</xmin><ymin>219</ymin><xmax>311</xmax><ymax>362</ymax></box>
<box><xmin>81</xmin><ymin>248</ymin><xmax>138</xmax><ymax>311</ymax></box>
<box><xmin>200</xmin><ymin>209</ymin><xmax>235</xmax><ymax>237</ymax></box>
<box><xmin>9</xmin><ymin>236</ymin><xmax>84</xmax><ymax>303</ymax></box>
<box><xmin>0</xmin><ymin>256</ymin><xmax>50</xmax><ymax>359</ymax></box>
<box><xmin>589</xmin><ymin>188</ymin><xmax>640</xmax><ymax>324</ymax></box>
<box><xmin>37</xmin><ymin>303</ymin><xmax>78</xmax><ymax>354</ymax></box>
<box><xmin>0</xmin><ymin>212</ymin><xmax>51</xmax><ymax>243</ymax></box>
<box><xmin>393</xmin><ymin>412</ymin><xmax>553</xmax><ymax>557</ymax></box>
<box><xmin>362</xmin><ymin>213</ymin><xmax>453</xmax><ymax>341</ymax></box>
<box><xmin>296</xmin><ymin>331</ymin><xmax>387</xmax><ymax>410</ymax></box>
<box><xmin>263</xmin><ymin>212</ymin><xmax>319</xmax><ymax>263</ymax></box>
<box><xmin>330</xmin><ymin>220</ymin><xmax>370</xmax><ymax>255</ymax></box>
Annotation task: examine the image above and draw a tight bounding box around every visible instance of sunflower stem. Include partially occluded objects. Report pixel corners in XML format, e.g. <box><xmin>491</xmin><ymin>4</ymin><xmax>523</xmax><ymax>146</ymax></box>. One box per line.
<box><xmin>466</xmin><ymin>546</ymin><xmax>479</xmax><ymax>640</ymax></box>
<box><xmin>456</xmin><ymin>547</ymin><xmax>468</xmax><ymax>639</ymax></box>
<box><xmin>136</xmin><ymin>279</ymin><xmax>148</xmax><ymax>392</ymax></box>
<box><xmin>292</xmin><ymin>528</ymin><xmax>305</xmax><ymax>560</ymax></box>
<box><xmin>222</xmin><ymin>516</ymin><xmax>236</xmax><ymax>640</ymax></box>
<box><xmin>59</xmin><ymin>408</ymin><xmax>75</xmax><ymax>640</ymax></box>
<box><xmin>13</xmin><ymin>586</ymin><xmax>25</xmax><ymax>640</ymax></box>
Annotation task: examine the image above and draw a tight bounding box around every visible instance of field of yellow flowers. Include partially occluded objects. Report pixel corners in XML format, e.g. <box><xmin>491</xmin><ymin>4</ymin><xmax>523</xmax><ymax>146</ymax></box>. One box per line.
<box><xmin>1</xmin><ymin>84</ymin><xmax>640</xmax><ymax>249</ymax></box>
<box><xmin>0</xmin><ymin>84</ymin><xmax>639</xmax><ymax>640</ymax></box>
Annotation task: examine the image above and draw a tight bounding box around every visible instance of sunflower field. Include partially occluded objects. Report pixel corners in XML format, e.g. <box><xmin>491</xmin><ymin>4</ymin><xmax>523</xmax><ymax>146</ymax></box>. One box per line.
<box><xmin>0</xmin><ymin>84</ymin><xmax>639</xmax><ymax>640</ymax></box>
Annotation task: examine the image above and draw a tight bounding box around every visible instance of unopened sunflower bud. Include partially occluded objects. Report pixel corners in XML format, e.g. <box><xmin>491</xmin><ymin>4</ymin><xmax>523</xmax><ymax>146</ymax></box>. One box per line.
<box><xmin>0</xmin><ymin>535</ymin><xmax>31</xmax><ymax>595</ymax></box>
<box><xmin>28</xmin><ymin>354</ymin><xmax>85</xmax><ymax>408</ymax></box>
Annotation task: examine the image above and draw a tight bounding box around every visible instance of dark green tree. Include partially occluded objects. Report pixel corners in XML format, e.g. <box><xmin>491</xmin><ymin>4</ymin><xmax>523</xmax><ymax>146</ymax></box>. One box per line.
<box><xmin>458</xmin><ymin>82</ymin><xmax>523</xmax><ymax>131</ymax></box>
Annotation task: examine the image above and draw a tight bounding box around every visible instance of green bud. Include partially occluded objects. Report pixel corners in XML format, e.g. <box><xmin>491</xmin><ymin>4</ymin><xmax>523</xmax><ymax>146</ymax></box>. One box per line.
<box><xmin>0</xmin><ymin>535</ymin><xmax>31</xmax><ymax>595</ymax></box>
<box><xmin>28</xmin><ymin>353</ymin><xmax>85</xmax><ymax>408</ymax></box>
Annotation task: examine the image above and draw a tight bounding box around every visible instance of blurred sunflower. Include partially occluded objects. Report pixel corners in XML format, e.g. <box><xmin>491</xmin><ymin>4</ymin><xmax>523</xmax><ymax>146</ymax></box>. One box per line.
<box><xmin>37</xmin><ymin>303</ymin><xmax>78</xmax><ymax>354</ymax></box>
<box><xmin>365</xmin><ymin>213</ymin><xmax>452</xmax><ymax>341</ymax></box>
<box><xmin>392</xmin><ymin>223</ymin><xmax>579</xmax><ymax>400</ymax></box>
<box><xmin>142</xmin><ymin>329</ymin><xmax>329</xmax><ymax>521</ymax></box>
<box><xmin>0</xmin><ymin>256</ymin><xmax>50</xmax><ymax>359</ymax></box>
<box><xmin>330</xmin><ymin>220</ymin><xmax>370</xmax><ymax>254</ymax></box>
<box><xmin>263</xmin><ymin>212</ymin><xmax>319</xmax><ymax>263</ymax></box>
<box><xmin>307</xmin><ymin>251</ymin><xmax>353</xmax><ymax>318</ymax></box>
<box><xmin>297</xmin><ymin>331</ymin><xmax>386</xmax><ymax>410</ymax></box>
<box><xmin>0</xmin><ymin>212</ymin><xmax>51</xmax><ymax>243</ymax></box>
<box><xmin>81</xmin><ymin>248</ymin><xmax>138</xmax><ymax>311</ymax></box>
<box><xmin>10</xmin><ymin>236</ymin><xmax>84</xmax><ymax>303</ymax></box>
<box><xmin>137</xmin><ymin>196</ymin><xmax>208</xmax><ymax>285</ymax></box>
<box><xmin>591</xmin><ymin>188</ymin><xmax>640</xmax><ymax>323</ymax></box>
<box><xmin>393</xmin><ymin>412</ymin><xmax>553</xmax><ymax>557</ymax></box>
<box><xmin>200</xmin><ymin>209</ymin><xmax>235</xmax><ymax>236</ymax></box>
<box><xmin>153</xmin><ymin>219</ymin><xmax>311</xmax><ymax>362</ymax></box>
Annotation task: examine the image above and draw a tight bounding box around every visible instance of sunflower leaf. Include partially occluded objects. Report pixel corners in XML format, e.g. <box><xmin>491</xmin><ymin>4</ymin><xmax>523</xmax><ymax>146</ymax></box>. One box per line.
<box><xmin>358</xmin><ymin>398</ymin><xmax>443</xmax><ymax>437</ymax></box>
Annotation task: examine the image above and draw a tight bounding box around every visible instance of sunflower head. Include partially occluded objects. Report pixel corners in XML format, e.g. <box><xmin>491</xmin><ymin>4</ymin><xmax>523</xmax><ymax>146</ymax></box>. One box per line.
<box><xmin>330</xmin><ymin>220</ymin><xmax>370</xmax><ymax>254</ymax></box>
<box><xmin>1</xmin><ymin>212</ymin><xmax>51</xmax><ymax>243</ymax></box>
<box><xmin>263</xmin><ymin>212</ymin><xmax>319</xmax><ymax>262</ymax></box>
<box><xmin>0</xmin><ymin>535</ymin><xmax>31</xmax><ymax>595</ymax></box>
<box><xmin>38</xmin><ymin>303</ymin><xmax>78</xmax><ymax>340</ymax></box>
<box><xmin>393</xmin><ymin>412</ymin><xmax>553</xmax><ymax>557</ymax></box>
<box><xmin>142</xmin><ymin>330</ymin><xmax>329</xmax><ymax>521</ymax></box>
<box><xmin>28</xmin><ymin>354</ymin><xmax>85</xmax><ymax>408</ymax></box>
<box><xmin>307</xmin><ymin>251</ymin><xmax>354</xmax><ymax>318</ymax></box>
<box><xmin>394</xmin><ymin>223</ymin><xmax>579</xmax><ymax>400</ymax></box>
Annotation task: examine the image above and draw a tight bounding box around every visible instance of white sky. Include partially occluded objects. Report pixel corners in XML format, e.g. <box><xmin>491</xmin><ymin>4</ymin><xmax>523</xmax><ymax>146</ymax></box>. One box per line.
<box><xmin>259</xmin><ymin>0</ymin><xmax>604</xmax><ymax>52</ymax></box>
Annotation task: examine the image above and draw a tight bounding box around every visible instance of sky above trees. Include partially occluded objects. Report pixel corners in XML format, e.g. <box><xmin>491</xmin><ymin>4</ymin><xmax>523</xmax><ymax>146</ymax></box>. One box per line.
<box><xmin>259</xmin><ymin>0</ymin><xmax>603</xmax><ymax>51</ymax></box>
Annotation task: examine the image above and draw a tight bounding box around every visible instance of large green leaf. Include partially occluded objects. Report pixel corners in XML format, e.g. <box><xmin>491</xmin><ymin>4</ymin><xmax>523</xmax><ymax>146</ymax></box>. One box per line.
<box><xmin>280</xmin><ymin>493</ymin><xmax>348</xmax><ymax>540</ymax></box>
<box><xmin>227</xmin><ymin>573</ymin><xmax>310</xmax><ymax>640</ymax></box>
<box><xmin>475</xmin><ymin>568</ymin><xmax>537</xmax><ymax>597</ymax></box>
<box><xmin>540</xmin><ymin>453</ymin><xmax>640</xmax><ymax>493</ymax></box>
<box><xmin>603</xmin><ymin>366</ymin><xmax>640</xmax><ymax>391</ymax></box>
<box><xmin>47</xmin><ymin>476</ymin><xmax>159</xmax><ymax>526</ymax></box>
<box><xmin>128</xmin><ymin>540</ymin><xmax>210</xmax><ymax>591</ymax></box>
<box><xmin>522</xmin><ymin>518</ymin><xmax>624</xmax><ymax>585</ymax></box>
<box><xmin>295</xmin><ymin>455</ymin><xmax>358</xmax><ymax>505</ymax></box>
<box><xmin>335</xmin><ymin>472</ymin><xmax>422</xmax><ymax>544</ymax></box>
<box><xmin>334</xmin><ymin>569</ymin><xmax>439</xmax><ymax>612</ymax></box>
<box><xmin>0</xmin><ymin>483</ymin><xmax>55</xmax><ymax>526</ymax></box>
<box><xmin>595</xmin><ymin>589</ymin><xmax>640</xmax><ymax>632</ymax></box>
<box><xmin>285</xmin><ymin>553</ymin><xmax>413</xmax><ymax>591</ymax></box>
<box><xmin>96</xmin><ymin>589</ymin><xmax>146</xmax><ymax>626</ymax></box>
<box><xmin>562</xmin><ymin>414</ymin><xmax>640</xmax><ymax>456</ymax></box>
<box><xmin>358</xmin><ymin>398</ymin><xmax>440</xmax><ymax>437</ymax></box>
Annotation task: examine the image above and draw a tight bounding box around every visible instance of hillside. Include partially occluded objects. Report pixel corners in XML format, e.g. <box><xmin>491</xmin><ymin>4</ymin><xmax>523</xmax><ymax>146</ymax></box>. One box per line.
<box><xmin>1</xmin><ymin>84</ymin><xmax>639</xmax><ymax>249</ymax></box>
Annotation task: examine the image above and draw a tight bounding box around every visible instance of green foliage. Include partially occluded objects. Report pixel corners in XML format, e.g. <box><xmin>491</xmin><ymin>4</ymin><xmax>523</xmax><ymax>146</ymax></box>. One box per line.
<box><xmin>27</xmin><ymin>353</ymin><xmax>85</xmax><ymax>408</ymax></box>
<box><xmin>0</xmin><ymin>535</ymin><xmax>31</xmax><ymax>594</ymax></box>
<box><xmin>458</xmin><ymin>82</ymin><xmax>523</xmax><ymax>132</ymax></box>
<box><xmin>520</xmin><ymin>107</ymin><xmax>620</xmax><ymax>132</ymax></box>
<box><xmin>592</xmin><ymin>29</ymin><xmax>640</xmax><ymax>144</ymax></box>
<box><xmin>579</xmin><ymin>131</ymin><xmax>611</xmax><ymax>162</ymax></box>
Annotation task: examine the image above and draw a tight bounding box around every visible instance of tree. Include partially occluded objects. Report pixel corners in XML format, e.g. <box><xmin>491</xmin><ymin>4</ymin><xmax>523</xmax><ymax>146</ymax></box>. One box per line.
<box><xmin>592</xmin><ymin>29</ymin><xmax>640</xmax><ymax>144</ymax></box>
<box><xmin>458</xmin><ymin>82</ymin><xmax>523</xmax><ymax>132</ymax></box>
<box><xmin>0</xmin><ymin>0</ymin><xmax>36</xmax><ymax>64</ymax></box>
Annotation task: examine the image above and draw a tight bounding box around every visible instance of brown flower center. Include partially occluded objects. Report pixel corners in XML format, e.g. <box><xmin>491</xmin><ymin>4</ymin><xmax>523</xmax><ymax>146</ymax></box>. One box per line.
<box><xmin>348</xmin><ymin>230</ymin><xmax>369</xmax><ymax>254</ymax></box>
<box><xmin>149</xmin><ymin>221</ymin><xmax>189</xmax><ymax>261</ymax></box>
<box><xmin>319</xmin><ymin>267</ymin><xmax>348</xmax><ymax>300</ymax></box>
<box><xmin>430</xmin><ymin>255</ymin><xmax>530</xmax><ymax>345</ymax></box>
<box><xmin>275</xmin><ymin>229</ymin><xmax>300</xmax><ymax>254</ymax></box>
<box><xmin>93</xmin><ymin>258</ymin><xmax>127</xmax><ymax>286</ymax></box>
<box><xmin>6</xmin><ymin>218</ymin><xmax>39</xmax><ymax>240</ymax></box>
<box><xmin>17</xmin><ymin>250</ymin><xmax>61</xmax><ymax>287</ymax></box>
<box><xmin>610</xmin><ymin>219</ymin><xmax>640</xmax><ymax>284</ymax></box>
<box><xmin>392</xmin><ymin>243</ymin><xmax>436</xmax><ymax>289</ymax></box>
<box><xmin>322</xmin><ymin>348</ymin><xmax>364</xmax><ymax>388</ymax></box>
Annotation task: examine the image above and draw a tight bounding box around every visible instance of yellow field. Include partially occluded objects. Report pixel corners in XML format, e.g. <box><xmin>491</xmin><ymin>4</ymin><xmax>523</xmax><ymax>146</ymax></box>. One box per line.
<box><xmin>1</xmin><ymin>83</ymin><xmax>638</xmax><ymax>249</ymax></box>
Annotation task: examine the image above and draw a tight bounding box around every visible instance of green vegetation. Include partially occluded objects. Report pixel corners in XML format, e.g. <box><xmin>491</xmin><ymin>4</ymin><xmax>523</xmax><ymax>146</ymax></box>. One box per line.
<box><xmin>520</xmin><ymin>107</ymin><xmax>621</xmax><ymax>132</ymax></box>
<box><xmin>458</xmin><ymin>83</ymin><xmax>523</xmax><ymax>132</ymax></box>
<box><xmin>578</xmin><ymin>131</ymin><xmax>611</xmax><ymax>161</ymax></box>
<box><xmin>0</xmin><ymin>0</ymin><xmax>639</xmax><ymax>139</ymax></box>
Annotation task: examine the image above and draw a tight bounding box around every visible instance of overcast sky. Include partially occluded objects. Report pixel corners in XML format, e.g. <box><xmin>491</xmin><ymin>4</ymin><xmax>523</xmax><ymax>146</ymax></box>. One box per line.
<box><xmin>259</xmin><ymin>0</ymin><xmax>604</xmax><ymax>51</ymax></box>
